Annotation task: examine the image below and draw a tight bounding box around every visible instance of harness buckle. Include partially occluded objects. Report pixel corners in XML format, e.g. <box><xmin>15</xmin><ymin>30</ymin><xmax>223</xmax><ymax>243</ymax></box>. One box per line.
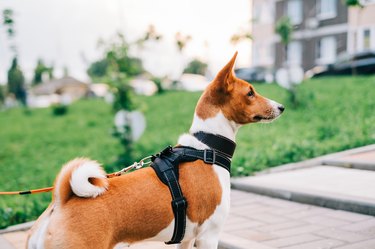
<box><xmin>171</xmin><ymin>196</ymin><xmax>188</xmax><ymax>211</ymax></box>
<box><xmin>203</xmin><ymin>149</ymin><xmax>216</xmax><ymax>164</ymax></box>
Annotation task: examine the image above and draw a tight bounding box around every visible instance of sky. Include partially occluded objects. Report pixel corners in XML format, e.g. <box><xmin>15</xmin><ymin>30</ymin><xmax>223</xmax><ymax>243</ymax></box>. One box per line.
<box><xmin>0</xmin><ymin>0</ymin><xmax>251</xmax><ymax>83</ymax></box>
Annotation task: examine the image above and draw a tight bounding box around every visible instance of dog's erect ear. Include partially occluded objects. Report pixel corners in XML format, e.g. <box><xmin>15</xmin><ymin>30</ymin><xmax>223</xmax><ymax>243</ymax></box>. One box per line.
<box><xmin>214</xmin><ymin>51</ymin><xmax>238</xmax><ymax>92</ymax></box>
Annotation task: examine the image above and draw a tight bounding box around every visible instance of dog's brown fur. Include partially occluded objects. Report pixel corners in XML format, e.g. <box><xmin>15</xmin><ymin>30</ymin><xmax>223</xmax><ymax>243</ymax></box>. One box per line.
<box><xmin>28</xmin><ymin>160</ymin><xmax>222</xmax><ymax>248</ymax></box>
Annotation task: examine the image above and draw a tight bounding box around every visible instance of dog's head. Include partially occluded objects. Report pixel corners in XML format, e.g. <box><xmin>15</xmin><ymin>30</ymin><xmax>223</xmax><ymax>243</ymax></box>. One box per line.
<box><xmin>196</xmin><ymin>52</ymin><xmax>284</xmax><ymax>125</ymax></box>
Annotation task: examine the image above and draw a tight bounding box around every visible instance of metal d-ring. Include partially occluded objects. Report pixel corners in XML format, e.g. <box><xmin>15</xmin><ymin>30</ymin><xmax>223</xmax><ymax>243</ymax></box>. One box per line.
<box><xmin>138</xmin><ymin>155</ymin><xmax>153</xmax><ymax>169</ymax></box>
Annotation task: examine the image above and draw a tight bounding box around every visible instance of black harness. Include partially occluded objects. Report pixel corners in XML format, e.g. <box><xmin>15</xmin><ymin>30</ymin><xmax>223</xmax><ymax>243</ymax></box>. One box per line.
<box><xmin>150</xmin><ymin>132</ymin><xmax>236</xmax><ymax>244</ymax></box>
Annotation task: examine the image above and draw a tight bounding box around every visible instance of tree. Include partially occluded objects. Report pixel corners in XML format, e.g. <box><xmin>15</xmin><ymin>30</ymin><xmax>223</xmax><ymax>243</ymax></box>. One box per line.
<box><xmin>275</xmin><ymin>16</ymin><xmax>293</xmax><ymax>47</ymax></box>
<box><xmin>7</xmin><ymin>57</ymin><xmax>26</xmax><ymax>105</ymax></box>
<box><xmin>230</xmin><ymin>19</ymin><xmax>252</xmax><ymax>45</ymax></box>
<box><xmin>230</xmin><ymin>31</ymin><xmax>252</xmax><ymax>45</ymax></box>
<box><xmin>2</xmin><ymin>9</ymin><xmax>14</xmax><ymax>36</ymax></box>
<box><xmin>175</xmin><ymin>32</ymin><xmax>192</xmax><ymax>52</ymax></box>
<box><xmin>136</xmin><ymin>25</ymin><xmax>163</xmax><ymax>48</ymax></box>
<box><xmin>87</xmin><ymin>33</ymin><xmax>142</xmax><ymax>112</ymax></box>
<box><xmin>88</xmin><ymin>33</ymin><xmax>143</xmax><ymax>81</ymax></box>
<box><xmin>2</xmin><ymin>9</ymin><xmax>17</xmax><ymax>54</ymax></box>
<box><xmin>275</xmin><ymin>16</ymin><xmax>298</xmax><ymax>108</ymax></box>
<box><xmin>183</xmin><ymin>59</ymin><xmax>208</xmax><ymax>76</ymax></box>
<box><xmin>345</xmin><ymin>0</ymin><xmax>363</xmax><ymax>7</ymax></box>
<box><xmin>87</xmin><ymin>59</ymin><xmax>109</xmax><ymax>78</ymax></box>
<box><xmin>0</xmin><ymin>85</ymin><xmax>5</xmax><ymax>106</ymax></box>
<box><xmin>87</xmin><ymin>33</ymin><xmax>144</xmax><ymax>167</ymax></box>
<box><xmin>32</xmin><ymin>59</ymin><xmax>54</xmax><ymax>85</ymax></box>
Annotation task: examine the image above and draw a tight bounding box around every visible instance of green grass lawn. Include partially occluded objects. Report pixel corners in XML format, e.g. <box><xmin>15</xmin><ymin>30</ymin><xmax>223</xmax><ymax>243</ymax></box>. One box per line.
<box><xmin>0</xmin><ymin>76</ymin><xmax>374</xmax><ymax>227</ymax></box>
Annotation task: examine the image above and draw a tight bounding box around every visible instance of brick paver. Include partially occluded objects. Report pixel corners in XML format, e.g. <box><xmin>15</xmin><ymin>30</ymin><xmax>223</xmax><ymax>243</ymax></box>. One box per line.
<box><xmin>263</xmin><ymin>234</ymin><xmax>322</xmax><ymax>247</ymax></box>
<box><xmin>335</xmin><ymin>238</ymin><xmax>375</xmax><ymax>249</ymax></box>
<box><xmin>223</xmin><ymin>190</ymin><xmax>375</xmax><ymax>249</ymax></box>
<box><xmin>1</xmin><ymin>232</ymin><xmax>28</xmax><ymax>249</ymax></box>
<box><xmin>0</xmin><ymin>235</ymin><xmax>14</xmax><ymax>249</ymax></box>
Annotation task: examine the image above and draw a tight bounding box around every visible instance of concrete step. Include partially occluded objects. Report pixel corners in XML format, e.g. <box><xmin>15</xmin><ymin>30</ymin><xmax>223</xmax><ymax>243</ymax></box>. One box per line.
<box><xmin>232</xmin><ymin>166</ymin><xmax>375</xmax><ymax>215</ymax></box>
<box><xmin>323</xmin><ymin>150</ymin><xmax>375</xmax><ymax>171</ymax></box>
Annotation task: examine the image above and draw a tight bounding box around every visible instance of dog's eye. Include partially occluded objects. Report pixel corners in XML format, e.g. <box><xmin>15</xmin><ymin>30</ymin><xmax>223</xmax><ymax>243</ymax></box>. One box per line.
<box><xmin>247</xmin><ymin>90</ymin><xmax>254</xmax><ymax>97</ymax></box>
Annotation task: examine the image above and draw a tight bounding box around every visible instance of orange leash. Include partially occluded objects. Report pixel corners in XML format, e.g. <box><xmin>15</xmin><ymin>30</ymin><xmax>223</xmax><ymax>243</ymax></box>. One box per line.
<box><xmin>0</xmin><ymin>187</ymin><xmax>54</xmax><ymax>195</ymax></box>
<box><xmin>0</xmin><ymin>174</ymin><xmax>120</xmax><ymax>195</ymax></box>
<box><xmin>0</xmin><ymin>156</ymin><xmax>153</xmax><ymax>196</ymax></box>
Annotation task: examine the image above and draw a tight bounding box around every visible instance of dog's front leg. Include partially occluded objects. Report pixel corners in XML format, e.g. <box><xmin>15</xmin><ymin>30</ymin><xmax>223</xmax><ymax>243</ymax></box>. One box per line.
<box><xmin>195</xmin><ymin>227</ymin><xmax>221</xmax><ymax>249</ymax></box>
<box><xmin>177</xmin><ymin>240</ymin><xmax>195</xmax><ymax>249</ymax></box>
<box><xmin>195</xmin><ymin>236</ymin><xmax>220</xmax><ymax>249</ymax></box>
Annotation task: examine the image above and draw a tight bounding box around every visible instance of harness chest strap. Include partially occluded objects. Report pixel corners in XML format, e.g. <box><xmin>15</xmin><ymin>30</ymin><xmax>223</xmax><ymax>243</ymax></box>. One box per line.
<box><xmin>151</xmin><ymin>135</ymin><xmax>234</xmax><ymax>244</ymax></box>
<box><xmin>151</xmin><ymin>152</ymin><xmax>187</xmax><ymax>244</ymax></box>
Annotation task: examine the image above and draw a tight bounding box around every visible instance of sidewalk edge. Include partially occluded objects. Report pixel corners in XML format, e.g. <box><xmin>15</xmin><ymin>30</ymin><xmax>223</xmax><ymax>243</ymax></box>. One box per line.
<box><xmin>231</xmin><ymin>181</ymin><xmax>375</xmax><ymax>216</ymax></box>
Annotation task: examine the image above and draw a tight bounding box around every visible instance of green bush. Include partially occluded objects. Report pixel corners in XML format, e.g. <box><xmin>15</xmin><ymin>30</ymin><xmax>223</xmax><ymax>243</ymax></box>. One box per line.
<box><xmin>0</xmin><ymin>85</ymin><xmax>5</xmax><ymax>106</ymax></box>
<box><xmin>52</xmin><ymin>104</ymin><xmax>68</xmax><ymax>116</ymax></box>
<box><xmin>183</xmin><ymin>59</ymin><xmax>208</xmax><ymax>76</ymax></box>
<box><xmin>152</xmin><ymin>77</ymin><xmax>164</xmax><ymax>94</ymax></box>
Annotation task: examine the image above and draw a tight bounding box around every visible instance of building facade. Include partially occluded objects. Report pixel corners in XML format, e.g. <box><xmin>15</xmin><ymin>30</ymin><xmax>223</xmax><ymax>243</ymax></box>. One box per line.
<box><xmin>251</xmin><ymin>0</ymin><xmax>277</xmax><ymax>69</ymax></box>
<box><xmin>348</xmin><ymin>0</ymin><xmax>375</xmax><ymax>54</ymax></box>
<box><xmin>252</xmin><ymin>0</ymin><xmax>375</xmax><ymax>72</ymax></box>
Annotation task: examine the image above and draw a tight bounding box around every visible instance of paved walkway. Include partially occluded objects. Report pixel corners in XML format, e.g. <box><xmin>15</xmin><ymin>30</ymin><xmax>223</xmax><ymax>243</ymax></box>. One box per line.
<box><xmin>1</xmin><ymin>144</ymin><xmax>375</xmax><ymax>249</ymax></box>
<box><xmin>221</xmin><ymin>190</ymin><xmax>375</xmax><ymax>249</ymax></box>
<box><xmin>2</xmin><ymin>190</ymin><xmax>375</xmax><ymax>249</ymax></box>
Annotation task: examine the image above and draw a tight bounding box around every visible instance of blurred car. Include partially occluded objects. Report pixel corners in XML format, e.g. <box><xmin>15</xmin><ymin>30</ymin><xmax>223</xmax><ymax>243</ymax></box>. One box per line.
<box><xmin>234</xmin><ymin>67</ymin><xmax>273</xmax><ymax>83</ymax></box>
<box><xmin>310</xmin><ymin>51</ymin><xmax>375</xmax><ymax>77</ymax></box>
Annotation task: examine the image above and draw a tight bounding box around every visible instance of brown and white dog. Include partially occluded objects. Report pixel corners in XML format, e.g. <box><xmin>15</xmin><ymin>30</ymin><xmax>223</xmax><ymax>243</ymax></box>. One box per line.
<box><xmin>27</xmin><ymin>52</ymin><xmax>284</xmax><ymax>249</ymax></box>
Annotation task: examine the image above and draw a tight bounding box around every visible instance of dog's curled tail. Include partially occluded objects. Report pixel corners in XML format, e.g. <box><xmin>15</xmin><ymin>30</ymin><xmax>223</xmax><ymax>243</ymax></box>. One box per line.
<box><xmin>53</xmin><ymin>158</ymin><xmax>108</xmax><ymax>205</ymax></box>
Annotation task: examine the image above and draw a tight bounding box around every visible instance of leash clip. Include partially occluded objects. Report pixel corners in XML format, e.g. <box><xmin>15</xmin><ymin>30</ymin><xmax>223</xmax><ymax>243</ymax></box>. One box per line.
<box><xmin>138</xmin><ymin>156</ymin><xmax>153</xmax><ymax>169</ymax></box>
<box><xmin>115</xmin><ymin>155</ymin><xmax>154</xmax><ymax>176</ymax></box>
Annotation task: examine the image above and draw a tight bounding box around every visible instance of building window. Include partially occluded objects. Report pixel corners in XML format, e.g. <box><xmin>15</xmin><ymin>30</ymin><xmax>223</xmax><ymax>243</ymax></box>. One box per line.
<box><xmin>363</xmin><ymin>29</ymin><xmax>371</xmax><ymax>50</ymax></box>
<box><xmin>287</xmin><ymin>41</ymin><xmax>302</xmax><ymax>66</ymax></box>
<box><xmin>287</xmin><ymin>0</ymin><xmax>303</xmax><ymax>25</ymax></box>
<box><xmin>317</xmin><ymin>0</ymin><xmax>337</xmax><ymax>20</ymax></box>
<box><xmin>316</xmin><ymin>36</ymin><xmax>337</xmax><ymax>64</ymax></box>
<box><xmin>253</xmin><ymin>43</ymin><xmax>274</xmax><ymax>66</ymax></box>
<box><xmin>253</xmin><ymin>44</ymin><xmax>260</xmax><ymax>66</ymax></box>
<box><xmin>254</xmin><ymin>1</ymin><xmax>275</xmax><ymax>24</ymax></box>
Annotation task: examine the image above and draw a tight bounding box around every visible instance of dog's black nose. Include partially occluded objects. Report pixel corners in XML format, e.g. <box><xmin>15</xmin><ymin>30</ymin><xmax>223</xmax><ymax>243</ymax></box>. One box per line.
<box><xmin>278</xmin><ymin>105</ymin><xmax>285</xmax><ymax>113</ymax></box>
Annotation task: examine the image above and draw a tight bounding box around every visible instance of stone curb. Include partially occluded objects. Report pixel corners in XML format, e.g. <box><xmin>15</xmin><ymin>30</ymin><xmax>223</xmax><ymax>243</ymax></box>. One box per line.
<box><xmin>231</xmin><ymin>181</ymin><xmax>375</xmax><ymax>216</ymax></box>
<box><xmin>0</xmin><ymin>221</ymin><xmax>34</xmax><ymax>235</ymax></box>
<box><xmin>322</xmin><ymin>159</ymin><xmax>375</xmax><ymax>171</ymax></box>
<box><xmin>253</xmin><ymin>144</ymin><xmax>375</xmax><ymax>175</ymax></box>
